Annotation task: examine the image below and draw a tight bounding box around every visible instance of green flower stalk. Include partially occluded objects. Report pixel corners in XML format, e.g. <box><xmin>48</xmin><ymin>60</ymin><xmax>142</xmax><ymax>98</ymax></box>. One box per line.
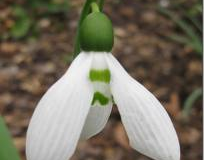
<box><xmin>26</xmin><ymin>1</ymin><xmax>180</xmax><ymax>160</ymax></box>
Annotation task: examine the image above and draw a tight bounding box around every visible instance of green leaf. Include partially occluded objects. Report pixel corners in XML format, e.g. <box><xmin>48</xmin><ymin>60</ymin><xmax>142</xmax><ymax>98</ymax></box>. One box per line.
<box><xmin>158</xmin><ymin>7</ymin><xmax>200</xmax><ymax>41</ymax></box>
<box><xmin>168</xmin><ymin>34</ymin><xmax>202</xmax><ymax>55</ymax></box>
<box><xmin>158</xmin><ymin>7</ymin><xmax>202</xmax><ymax>56</ymax></box>
<box><xmin>46</xmin><ymin>2</ymin><xmax>69</xmax><ymax>13</ymax></box>
<box><xmin>0</xmin><ymin>116</ymin><xmax>21</xmax><ymax>160</ymax></box>
<box><xmin>27</xmin><ymin>0</ymin><xmax>69</xmax><ymax>14</ymax></box>
<box><xmin>187</xmin><ymin>40</ymin><xmax>202</xmax><ymax>55</ymax></box>
<box><xmin>168</xmin><ymin>34</ymin><xmax>190</xmax><ymax>44</ymax></box>
<box><xmin>10</xmin><ymin>6</ymin><xmax>31</xmax><ymax>39</ymax></box>
<box><xmin>189</xmin><ymin>3</ymin><xmax>202</xmax><ymax>16</ymax></box>
<box><xmin>182</xmin><ymin>88</ymin><xmax>202</xmax><ymax>118</ymax></box>
<box><xmin>186</xmin><ymin>15</ymin><xmax>202</xmax><ymax>32</ymax></box>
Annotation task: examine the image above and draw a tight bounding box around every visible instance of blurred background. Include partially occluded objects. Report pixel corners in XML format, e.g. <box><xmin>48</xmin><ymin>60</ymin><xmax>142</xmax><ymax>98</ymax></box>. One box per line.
<box><xmin>0</xmin><ymin>0</ymin><xmax>202</xmax><ymax>160</ymax></box>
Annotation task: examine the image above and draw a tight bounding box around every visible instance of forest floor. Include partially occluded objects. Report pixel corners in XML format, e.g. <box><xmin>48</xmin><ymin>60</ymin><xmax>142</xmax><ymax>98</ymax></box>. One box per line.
<box><xmin>0</xmin><ymin>0</ymin><xmax>202</xmax><ymax>160</ymax></box>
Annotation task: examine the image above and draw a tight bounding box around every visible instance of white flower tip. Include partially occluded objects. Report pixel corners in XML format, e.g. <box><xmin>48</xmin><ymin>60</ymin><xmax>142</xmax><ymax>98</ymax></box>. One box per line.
<box><xmin>130</xmin><ymin>135</ymin><xmax>180</xmax><ymax>160</ymax></box>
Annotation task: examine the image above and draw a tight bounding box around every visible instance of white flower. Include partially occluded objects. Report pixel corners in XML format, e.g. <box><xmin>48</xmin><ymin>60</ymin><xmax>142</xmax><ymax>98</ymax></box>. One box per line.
<box><xmin>26</xmin><ymin>52</ymin><xmax>180</xmax><ymax>160</ymax></box>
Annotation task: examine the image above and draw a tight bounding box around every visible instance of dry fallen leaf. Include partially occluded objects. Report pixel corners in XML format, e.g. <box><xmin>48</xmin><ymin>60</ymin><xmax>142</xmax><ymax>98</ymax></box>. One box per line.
<box><xmin>164</xmin><ymin>92</ymin><xmax>181</xmax><ymax>118</ymax></box>
<box><xmin>179</xmin><ymin>128</ymin><xmax>201</xmax><ymax>145</ymax></box>
<box><xmin>14</xmin><ymin>137</ymin><xmax>26</xmax><ymax>152</ymax></box>
<box><xmin>0</xmin><ymin>42</ymin><xmax>19</xmax><ymax>57</ymax></box>
<box><xmin>114</xmin><ymin>122</ymin><xmax>131</xmax><ymax>150</ymax></box>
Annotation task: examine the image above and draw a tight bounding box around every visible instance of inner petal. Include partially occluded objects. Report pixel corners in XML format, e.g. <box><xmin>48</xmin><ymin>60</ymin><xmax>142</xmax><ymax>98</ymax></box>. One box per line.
<box><xmin>89</xmin><ymin>53</ymin><xmax>112</xmax><ymax>107</ymax></box>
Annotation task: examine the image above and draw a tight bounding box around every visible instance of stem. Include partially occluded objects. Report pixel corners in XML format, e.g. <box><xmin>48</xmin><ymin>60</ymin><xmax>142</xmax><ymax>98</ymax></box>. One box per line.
<box><xmin>73</xmin><ymin>0</ymin><xmax>105</xmax><ymax>58</ymax></box>
<box><xmin>98</xmin><ymin>0</ymin><xmax>105</xmax><ymax>11</ymax></box>
<box><xmin>73</xmin><ymin>0</ymin><xmax>97</xmax><ymax>58</ymax></box>
<box><xmin>91</xmin><ymin>2</ymin><xmax>100</xmax><ymax>12</ymax></box>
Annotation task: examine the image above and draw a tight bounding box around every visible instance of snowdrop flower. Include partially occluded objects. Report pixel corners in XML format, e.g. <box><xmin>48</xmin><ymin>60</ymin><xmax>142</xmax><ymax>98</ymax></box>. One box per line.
<box><xmin>26</xmin><ymin>6</ymin><xmax>180</xmax><ymax>160</ymax></box>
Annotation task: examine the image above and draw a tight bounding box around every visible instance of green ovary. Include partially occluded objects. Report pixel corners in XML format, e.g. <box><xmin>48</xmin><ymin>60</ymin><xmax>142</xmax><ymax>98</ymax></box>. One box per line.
<box><xmin>79</xmin><ymin>12</ymin><xmax>114</xmax><ymax>52</ymax></box>
<box><xmin>91</xmin><ymin>92</ymin><xmax>109</xmax><ymax>106</ymax></box>
<box><xmin>89</xmin><ymin>69</ymin><xmax>111</xmax><ymax>83</ymax></box>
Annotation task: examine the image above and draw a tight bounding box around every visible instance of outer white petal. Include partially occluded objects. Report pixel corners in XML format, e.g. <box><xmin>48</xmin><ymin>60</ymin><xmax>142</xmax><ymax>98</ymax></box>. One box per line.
<box><xmin>105</xmin><ymin>54</ymin><xmax>180</xmax><ymax>160</ymax></box>
<box><xmin>80</xmin><ymin>103</ymin><xmax>112</xmax><ymax>140</ymax></box>
<box><xmin>26</xmin><ymin>52</ymin><xmax>93</xmax><ymax>160</ymax></box>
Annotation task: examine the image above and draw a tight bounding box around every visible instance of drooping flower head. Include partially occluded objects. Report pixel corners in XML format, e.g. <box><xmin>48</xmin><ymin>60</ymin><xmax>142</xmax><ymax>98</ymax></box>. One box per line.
<box><xmin>26</xmin><ymin>2</ymin><xmax>180</xmax><ymax>160</ymax></box>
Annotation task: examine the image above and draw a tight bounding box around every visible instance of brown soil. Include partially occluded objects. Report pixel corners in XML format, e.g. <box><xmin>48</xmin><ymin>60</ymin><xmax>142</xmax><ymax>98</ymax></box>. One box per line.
<box><xmin>0</xmin><ymin>0</ymin><xmax>202</xmax><ymax>160</ymax></box>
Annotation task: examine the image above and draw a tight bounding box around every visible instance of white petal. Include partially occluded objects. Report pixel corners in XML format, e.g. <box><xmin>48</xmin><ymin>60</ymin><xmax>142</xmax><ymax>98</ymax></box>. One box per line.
<box><xmin>80</xmin><ymin>103</ymin><xmax>112</xmax><ymax>140</ymax></box>
<box><xmin>106</xmin><ymin>54</ymin><xmax>180</xmax><ymax>160</ymax></box>
<box><xmin>26</xmin><ymin>52</ymin><xmax>93</xmax><ymax>160</ymax></box>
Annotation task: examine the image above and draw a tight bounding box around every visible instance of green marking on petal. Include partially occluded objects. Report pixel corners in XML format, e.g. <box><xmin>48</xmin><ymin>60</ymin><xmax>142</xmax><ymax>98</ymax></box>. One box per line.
<box><xmin>89</xmin><ymin>69</ymin><xmax>111</xmax><ymax>83</ymax></box>
<box><xmin>91</xmin><ymin>92</ymin><xmax>109</xmax><ymax>106</ymax></box>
